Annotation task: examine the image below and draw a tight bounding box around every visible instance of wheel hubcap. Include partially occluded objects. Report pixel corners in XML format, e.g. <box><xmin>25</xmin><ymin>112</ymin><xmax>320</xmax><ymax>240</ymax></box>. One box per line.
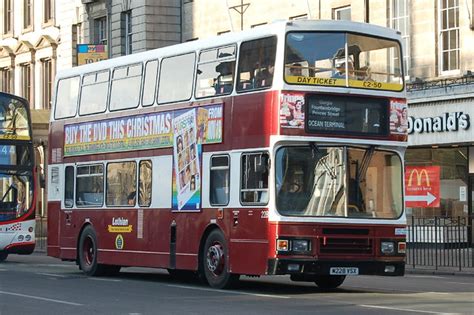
<box><xmin>206</xmin><ymin>243</ymin><xmax>224</xmax><ymax>275</ymax></box>
<box><xmin>83</xmin><ymin>236</ymin><xmax>94</xmax><ymax>266</ymax></box>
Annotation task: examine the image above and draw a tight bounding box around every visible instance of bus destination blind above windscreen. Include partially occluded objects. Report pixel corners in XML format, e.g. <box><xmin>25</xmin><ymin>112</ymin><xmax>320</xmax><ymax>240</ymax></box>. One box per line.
<box><xmin>305</xmin><ymin>94</ymin><xmax>389</xmax><ymax>136</ymax></box>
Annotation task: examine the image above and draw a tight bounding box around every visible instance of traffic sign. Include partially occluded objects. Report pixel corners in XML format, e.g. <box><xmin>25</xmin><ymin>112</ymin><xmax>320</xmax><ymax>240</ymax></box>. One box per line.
<box><xmin>405</xmin><ymin>166</ymin><xmax>440</xmax><ymax>208</ymax></box>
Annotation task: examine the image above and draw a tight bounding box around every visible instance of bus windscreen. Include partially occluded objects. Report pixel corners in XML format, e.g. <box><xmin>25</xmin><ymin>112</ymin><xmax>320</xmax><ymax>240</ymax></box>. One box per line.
<box><xmin>0</xmin><ymin>94</ymin><xmax>31</xmax><ymax>140</ymax></box>
<box><xmin>285</xmin><ymin>31</ymin><xmax>404</xmax><ymax>91</ymax></box>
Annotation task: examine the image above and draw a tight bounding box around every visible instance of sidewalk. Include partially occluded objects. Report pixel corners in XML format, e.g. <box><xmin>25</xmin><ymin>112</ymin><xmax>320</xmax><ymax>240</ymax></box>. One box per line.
<box><xmin>405</xmin><ymin>265</ymin><xmax>474</xmax><ymax>277</ymax></box>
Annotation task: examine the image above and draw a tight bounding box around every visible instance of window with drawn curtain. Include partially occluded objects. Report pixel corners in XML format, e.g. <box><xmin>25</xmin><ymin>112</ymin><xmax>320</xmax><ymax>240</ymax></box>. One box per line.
<box><xmin>138</xmin><ymin>160</ymin><xmax>152</xmax><ymax>207</ymax></box>
<box><xmin>106</xmin><ymin>161</ymin><xmax>137</xmax><ymax>207</ymax></box>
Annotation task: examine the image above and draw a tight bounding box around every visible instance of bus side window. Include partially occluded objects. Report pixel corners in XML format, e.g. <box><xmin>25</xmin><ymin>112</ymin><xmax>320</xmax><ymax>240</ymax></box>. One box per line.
<box><xmin>138</xmin><ymin>160</ymin><xmax>152</xmax><ymax>207</ymax></box>
<box><xmin>110</xmin><ymin>63</ymin><xmax>143</xmax><ymax>111</ymax></box>
<box><xmin>76</xmin><ymin>164</ymin><xmax>104</xmax><ymax>207</ymax></box>
<box><xmin>158</xmin><ymin>53</ymin><xmax>195</xmax><ymax>104</ymax></box>
<box><xmin>209</xmin><ymin>155</ymin><xmax>230</xmax><ymax>206</ymax></box>
<box><xmin>142</xmin><ymin>60</ymin><xmax>158</xmax><ymax>107</ymax></box>
<box><xmin>196</xmin><ymin>45</ymin><xmax>236</xmax><ymax>99</ymax></box>
<box><xmin>64</xmin><ymin>166</ymin><xmax>74</xmax><ymax>208</ymax></box>
<box><xmin>79</xmin><ymin>70</ymin><xmax>109</xmax><ymax>116</ymax></box>
<box><xmin>54</xmin><ymin>76</ymin><xmax>80</xmax><ymax>119</ymax></box>
<box><xmin>236</xmin><ymin>36</ymin><xmax>276</xmax><ymax>92</ymax></box>
<box><xmin>240</xmin><ymin>152</ymin><xmax>269</xmax><ymax>205</ymax></box>
<box><xmin>106</xmin><ymin>161</ymin><xmax>137</xmax><ymax>207</ymax></box>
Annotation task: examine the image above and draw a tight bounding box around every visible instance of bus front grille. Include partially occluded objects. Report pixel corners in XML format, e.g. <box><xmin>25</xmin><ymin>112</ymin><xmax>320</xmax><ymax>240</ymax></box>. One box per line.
<box><xmin>319</xmin><ymin>237</ymin><xmax>373</xmax><ymax>254</ymax></box>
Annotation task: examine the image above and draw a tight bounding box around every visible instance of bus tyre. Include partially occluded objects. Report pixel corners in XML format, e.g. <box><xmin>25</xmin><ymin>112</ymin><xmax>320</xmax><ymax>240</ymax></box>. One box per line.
<box><xmin>314</xmin><ymin>275</ymin><xmax>346</xmax><ymax>289</ymax></box>
<box><xmin>201</xmin><ymin>229</ymin><xmax>239</xmax><ymax>289</ymax></box>
<box><xmin>78</xmin><ymin>226</ymin><xmax>106</xmax><ymax>276</ymax></box>
<box><xmin>0</xmin><ymin>251</ymin><xmax>8</xmax><ymax>262</ymax></box>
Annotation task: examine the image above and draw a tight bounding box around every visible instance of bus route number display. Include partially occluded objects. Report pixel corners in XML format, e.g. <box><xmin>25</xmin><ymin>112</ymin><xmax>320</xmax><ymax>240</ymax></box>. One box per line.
<box><xmin>305</xmin><ymin>94</ymin><xmax>388</xmax><ymax>136</ymax></box>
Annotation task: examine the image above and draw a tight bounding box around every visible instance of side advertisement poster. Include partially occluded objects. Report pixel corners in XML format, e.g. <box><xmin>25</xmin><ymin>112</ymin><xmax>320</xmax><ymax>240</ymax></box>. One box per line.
<box><xmin>63</xmin><ymin>104</ymin><xmax>224</xmax><ymax>212</ymax></box>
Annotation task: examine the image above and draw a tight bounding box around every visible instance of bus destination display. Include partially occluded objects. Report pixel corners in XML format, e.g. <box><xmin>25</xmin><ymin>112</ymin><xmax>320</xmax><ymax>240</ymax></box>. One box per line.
<box><xmin>306</xmin><ymin>94</ymin><xmax>388</xmax><ymax>136</ymax></box>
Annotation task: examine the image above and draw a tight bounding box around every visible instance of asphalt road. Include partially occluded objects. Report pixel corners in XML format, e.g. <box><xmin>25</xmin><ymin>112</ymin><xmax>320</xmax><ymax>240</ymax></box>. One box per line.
<box><xmin>0</xmin><ymin>253</ymin><xmax>473</xmax><ymax>315</ymax></box>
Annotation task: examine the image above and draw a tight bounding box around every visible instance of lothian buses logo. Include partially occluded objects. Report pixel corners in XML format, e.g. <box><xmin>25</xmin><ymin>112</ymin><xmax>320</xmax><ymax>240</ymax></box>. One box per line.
<box><xmin>108</xmin><ymin>217</ymin><xmax>132</xmax><ymax>233</ymax></box>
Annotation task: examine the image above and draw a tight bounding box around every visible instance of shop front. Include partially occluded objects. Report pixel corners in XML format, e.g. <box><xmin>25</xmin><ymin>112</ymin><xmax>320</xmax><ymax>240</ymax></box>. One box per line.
<box><xmin>406</xmin><ymin>94</ymin><xmax>473</xmax><ymax>245</ymax></box>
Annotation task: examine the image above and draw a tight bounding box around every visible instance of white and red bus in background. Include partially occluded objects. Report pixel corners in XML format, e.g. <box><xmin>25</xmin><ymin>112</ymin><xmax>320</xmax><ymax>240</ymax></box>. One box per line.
<box><xmin>48</xmin><ymin>20</ymin><xmax>407</xmax><ymax>289</ymax></box>
<box><xmin>0</xmin><ymin>92</ymin><xmax>36</xmax><ymax>262</ymax></box>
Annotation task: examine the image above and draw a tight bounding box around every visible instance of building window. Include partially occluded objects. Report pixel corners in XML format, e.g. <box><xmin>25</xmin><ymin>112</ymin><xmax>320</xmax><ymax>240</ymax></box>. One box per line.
<box><xmin>94</xmin><ymin>17</ymin><xmax>107</xmax><ymax>45</ymax></box>
<box><xmin>20</xmin><ymin>64</ymin><xmax>31</xmax><ymax>105</ymax></box>
<box><xmin>333</xmin><ymin>6</ymin><xmax>351</xmax><ymax>20</ymax></box>
<box><xmin>390</xmin><ymin>0</ymin><xmax>410</xmax><ymax>77</ymax></box>
<box><xmin>439</xmin><ymin>0</ymin><xmax>460</xmax><ymax>73</ymax></box>
<box><xmin>24</xmin><ymin>0</ymin><xmax>33</xmax><ymax>30</ymax></box>
<box><xmin>43</xmin><ymin>0</ymin><xmax>53</xmax><ymax>23</ymax></box>
<box><xmin>123</xmin><ymin>11</ymin><xmax>132</xmax><ymax>55</ymax></box>
<box><xmin>0</xmin><ymin>67</ymin><xmax>11</xmax><ymax>93</ymax></box>
<box><xmin>3</xmin><ymin>0</ymin><xmax>13</xmax><ymax>34</ymax></box>
<box><xmin>42</xmin><ymin>59</ymin><xmax>52</xmax><ymax>109</ymax></box>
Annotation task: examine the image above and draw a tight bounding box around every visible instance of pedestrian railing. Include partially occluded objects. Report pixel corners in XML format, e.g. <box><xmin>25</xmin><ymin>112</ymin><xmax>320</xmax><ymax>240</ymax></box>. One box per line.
<box><xmin>407</xmin><ymin>216</ymin><xmax>474</xmax><ymax>271</ymax></box>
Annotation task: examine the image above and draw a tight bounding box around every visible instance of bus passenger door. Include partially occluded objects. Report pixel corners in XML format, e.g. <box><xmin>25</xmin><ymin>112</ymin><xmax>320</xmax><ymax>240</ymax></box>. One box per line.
<box><xmin>59</xmin><ymin>164</ymin><xmax>77</xmax><ymax>259</ymax></box>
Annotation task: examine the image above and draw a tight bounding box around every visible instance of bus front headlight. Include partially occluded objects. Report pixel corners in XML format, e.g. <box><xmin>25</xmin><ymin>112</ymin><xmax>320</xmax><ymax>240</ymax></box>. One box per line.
<box><xmin>292</xmin><ymin>239</ymin><xmax>310</xmax><ymax>252</ymax></box>
<box><xmin>381</xmin><ymin>241</ymin><xmax>395</xmax><ymax>255</ymax></box>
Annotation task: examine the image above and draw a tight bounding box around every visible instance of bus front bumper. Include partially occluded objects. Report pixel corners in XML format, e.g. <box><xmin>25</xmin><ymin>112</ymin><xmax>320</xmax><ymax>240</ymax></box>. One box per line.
<box><xmin>267</xmin><ymin>258</ymin><xmax>405</xmax><ymax>277</ymax></box>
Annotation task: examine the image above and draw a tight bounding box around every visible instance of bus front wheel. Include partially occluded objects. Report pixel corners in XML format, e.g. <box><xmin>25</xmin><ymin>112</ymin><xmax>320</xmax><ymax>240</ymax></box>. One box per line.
<box><xmin>78</xmin><ymin>225</ymin><xmax>107</xmax><ymax>276</ymax></box>
<box><xmin>0</xmin><ymin>251</ymin><xmax>8</xmax><ymax>262</ymax></box>
<box><xmin>314</xmin><ymin>275</ymin><xmax>346</xmax><ymax>289</ymax></box>
<box><xmin>201</xmin><ymin>229</ymin><xmax>239</xmax><ymax>289</ymax></box>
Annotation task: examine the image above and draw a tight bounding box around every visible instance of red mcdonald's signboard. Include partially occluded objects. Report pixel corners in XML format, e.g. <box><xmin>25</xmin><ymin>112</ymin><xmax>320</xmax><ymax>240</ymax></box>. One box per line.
<box><xmin>405</xmin><ymin>166</ymin><xmax>440</xmax><ymax>208</ymax></box>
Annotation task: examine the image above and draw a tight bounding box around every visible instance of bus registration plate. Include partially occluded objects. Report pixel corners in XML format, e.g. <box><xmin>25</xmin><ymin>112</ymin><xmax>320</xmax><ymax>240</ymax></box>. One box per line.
<box><xmin>329</xmin><ymin>267</ymin><xmax>359</xmax><ymax>275</ymax></box>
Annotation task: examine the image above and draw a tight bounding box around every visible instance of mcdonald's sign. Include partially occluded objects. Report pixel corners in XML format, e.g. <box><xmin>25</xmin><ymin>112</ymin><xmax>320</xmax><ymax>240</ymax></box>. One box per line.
<box><xmin>405</xmin><ymin>166</ymin><xmax>440</xmax><ymax>208</ymax></box>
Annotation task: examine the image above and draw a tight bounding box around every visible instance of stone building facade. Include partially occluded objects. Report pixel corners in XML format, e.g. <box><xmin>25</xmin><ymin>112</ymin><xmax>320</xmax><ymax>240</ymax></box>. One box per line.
<box><xmin>81</xmin><ymin>0</ymin><xmax>181</xmax><ymax>58</ymax></box>
<box><xmin>183</xmin><ymin>0</ymin><xmax>474</xmax><ymax>221</ymax></box>
<box><xmin>1</xmin><ymin>0</ymin><xmax>473</xmax><ymax>226</ymax></box>
<box><xmin>0</xmin><ymin>0</ymin><xmax>87</xmax><ymax>220</ymax></box>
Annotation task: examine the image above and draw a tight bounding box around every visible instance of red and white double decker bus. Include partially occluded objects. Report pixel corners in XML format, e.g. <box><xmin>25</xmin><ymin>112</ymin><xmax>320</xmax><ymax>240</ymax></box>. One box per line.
<box><xmin>48</xmin><ymin>20</ymin><xmax>407</xmax><ymax>289</ymax></box>
<box><xmin>0</xmin><ymin>92</ymin><xmax>36</xmax><ymax>262</ymax></box>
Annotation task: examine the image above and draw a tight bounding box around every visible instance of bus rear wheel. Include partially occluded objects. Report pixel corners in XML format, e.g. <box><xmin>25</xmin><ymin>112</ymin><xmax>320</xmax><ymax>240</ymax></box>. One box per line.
<box><xmin>201</xmin><ymin>229</ymin><xmax>239</xmax><ymax>289</ymax></box>
<box><xmin>314</xmin><ymin>275</ymin><xmax>346</xmax><ymax>289</ymax></box>
<box><xmin>78</xmin><ymin>225</ymin><xmax>107</xmax><ymax>276</ymax></box>
<box><xmin>0</xmin><ymin>251</ymin><xmax>8</xmax><ymax>262</ymax></box>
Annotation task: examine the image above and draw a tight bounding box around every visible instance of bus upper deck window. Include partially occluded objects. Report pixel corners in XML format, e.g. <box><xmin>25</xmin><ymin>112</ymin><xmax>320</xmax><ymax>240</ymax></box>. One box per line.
<box><xmin>237</xmin><ymin>36</ymin><xmax>276</xmax><ymax>92</ymax></box>
<box><xmin>196</xmin><ymin>45</ymin><xmax>236</xmax><ymax>99</ymax></box>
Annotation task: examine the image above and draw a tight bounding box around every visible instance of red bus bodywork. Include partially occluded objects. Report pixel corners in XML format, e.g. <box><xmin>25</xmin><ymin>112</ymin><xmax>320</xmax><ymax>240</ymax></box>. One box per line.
<box><xmin>48</xmin><ymin>89</ymin><xmax>406</xmax><ymax>280</ymax></box>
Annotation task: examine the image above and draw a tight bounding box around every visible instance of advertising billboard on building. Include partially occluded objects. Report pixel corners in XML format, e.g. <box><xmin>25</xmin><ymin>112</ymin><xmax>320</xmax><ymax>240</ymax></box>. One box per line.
<box><xmin>405</xmin><ymin>166</ymin><xmax>440</xmax><ymax>208</ymax></box>
<box><xmin>77</xmin><ymin>44</ymin><xmax>108</xmax><ymax>66</ymax></box>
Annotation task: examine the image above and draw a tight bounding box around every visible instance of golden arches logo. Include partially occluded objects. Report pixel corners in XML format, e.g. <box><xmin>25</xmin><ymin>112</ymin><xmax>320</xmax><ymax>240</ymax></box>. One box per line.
<box><xmin>408</xmin><ymin>169</ymin><xmax>430</xmax><ymax>187</ymax></box>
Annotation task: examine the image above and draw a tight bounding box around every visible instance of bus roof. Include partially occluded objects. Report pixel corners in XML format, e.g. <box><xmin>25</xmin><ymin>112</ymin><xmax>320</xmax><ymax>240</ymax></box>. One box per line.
<box><xmin>56</xmin><ymin>19</ymin><xmax>401</xmax><ymax>81</ymax></box>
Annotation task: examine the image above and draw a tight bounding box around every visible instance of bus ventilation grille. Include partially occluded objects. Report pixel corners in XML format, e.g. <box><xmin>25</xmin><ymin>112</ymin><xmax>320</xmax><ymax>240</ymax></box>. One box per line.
<box><xmin>319</xmin><ymin>237</ymin><xmax>373</xmax><ymax>254</ymax></box>
<box><xmin>322</xmin><ymin>228</ymin><xmax>370</xmax><ymax>235</ymax></box>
